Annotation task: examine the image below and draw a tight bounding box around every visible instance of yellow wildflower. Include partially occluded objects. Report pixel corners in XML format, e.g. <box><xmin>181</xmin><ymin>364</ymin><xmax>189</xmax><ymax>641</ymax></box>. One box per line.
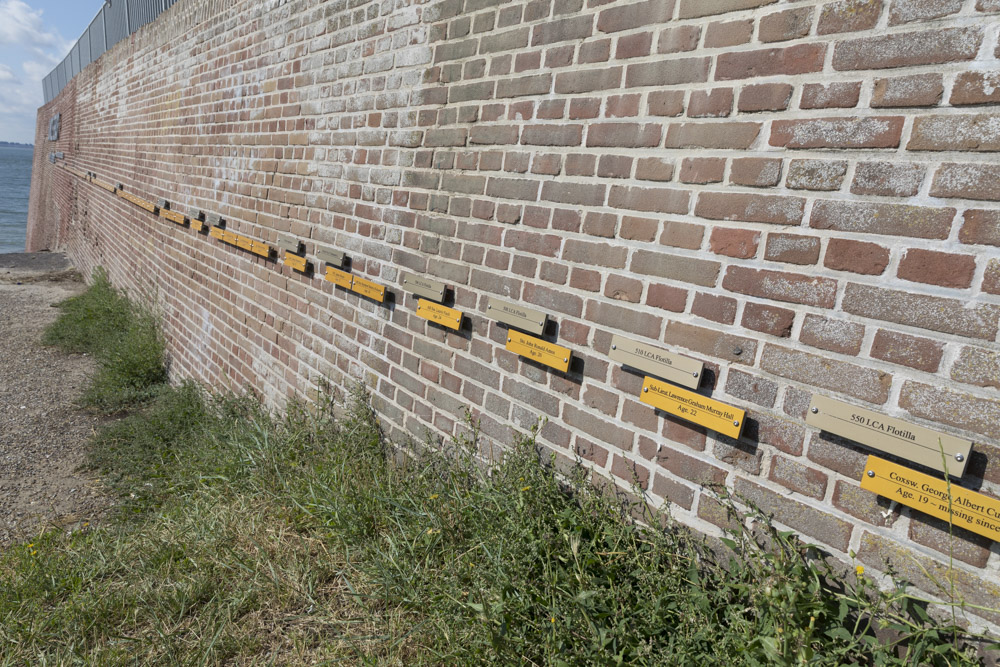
<box><xmin>855</xmin><ymin>565</ymin><xmax>864</xmax><ymax>576</ymax></box>
<box><xmin>429</xmin><ymin>494</ymin><xmax>439</xmax><ymax>500</ymax></box>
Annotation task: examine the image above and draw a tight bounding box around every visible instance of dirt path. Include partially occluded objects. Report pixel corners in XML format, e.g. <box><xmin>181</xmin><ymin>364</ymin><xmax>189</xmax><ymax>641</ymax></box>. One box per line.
<box><xmin>0</xmin><ymin>253</ymin><xmax>108</xmax><ymax>547</ymax></box>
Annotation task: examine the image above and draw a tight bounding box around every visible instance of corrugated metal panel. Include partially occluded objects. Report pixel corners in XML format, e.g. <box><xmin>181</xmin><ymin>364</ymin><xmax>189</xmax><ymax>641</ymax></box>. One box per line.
<box><xmin>43</xmin><ymin>75</ymin><xmax>52</xmax><ymax>104</ymax></box>
<box><xmin>70</xmin><ymin>42</ymin><xmax>80</xmax><ymax>78</ymax></box>
<box><xmin>128</xmin><ymin>0</ymin><xmax>158</xmax><ymax>31</ymax></box>
<box><xmin>89</xmin><ymin>13</ymin><xmax>106</xmax><ymax>63</ymax></box>
<box><xmin>105</xmin><ymin>0</ymin><xmax>129</xmax><ymax>47</ymax></box>
<box><xmin>79</xmin><ymin>29</ymin><xmax>92</xmax><ymax>68</ymax></box>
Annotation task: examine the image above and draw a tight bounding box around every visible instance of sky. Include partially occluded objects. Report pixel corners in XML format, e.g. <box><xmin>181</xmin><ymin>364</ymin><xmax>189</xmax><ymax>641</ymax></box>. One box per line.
<box><xmin>0</xmin><ymin>0</ymin><xmax>100</xmax><ymax>143</ymax></box>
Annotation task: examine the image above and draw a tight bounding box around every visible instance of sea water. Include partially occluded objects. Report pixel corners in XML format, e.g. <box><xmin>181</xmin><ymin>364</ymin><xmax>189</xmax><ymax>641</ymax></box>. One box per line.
<box><xmin>0</xmin><ymin>145</ymin><xmax>33</xmax><ymax>254</ymax></box>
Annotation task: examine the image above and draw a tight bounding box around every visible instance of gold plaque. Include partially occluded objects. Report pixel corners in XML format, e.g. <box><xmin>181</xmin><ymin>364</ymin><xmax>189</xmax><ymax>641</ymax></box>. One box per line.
<box><xmin>402</xmin><ymin>272</ymin><xmax>446</xmax><ymax>302</ymax></box>
<box><xmin>609</xmin><ymin>334</ymin><xmax>703</xmax><ymax>390</ymax></box>
<box><xmin>640</xmin><ymin>377</ymin><xmax>745</xmax><ymax>439</ymax></box>
<box><xmin>190</xmin><ymin>218</ymin><xmax>205</xmax><ymax>232</ymax></box>
<box><xmin>352</xmin><ymin>276</ymin><xmax>386</xmax><ymax>302</ymax></box>
<box><xmin>250</xmin><ymin>241</ymin><xmax>273</xmax><ymax>258</ymax></box>
<box><xmin>506</xmin><ymin>331</ymin><xmax>571</xmax><ymax>373</ymax></box>
<box><xmin>235</xmin><ymin>235</ymin><xmax>254</xmax><ymax>251</ymax></box>
<box><xmin>284</xmin><ymin>251</ymin><xmax>309</xmax><ymax>273</ymax></box>
<box><xmin>416</xmin><ymin>299</ymin><xmax>463</xmax><ymax>330</ymax></box>
<box><xmin>93</xmin><ymin>178</ymin><xmax>116</xmax><ymax>193</ymax></box>
<box><xmin>862</xmin><ymin>455</ymin><xmax>1000</xmax><ymax>542</ymax></box>
<box><xmin>325</xmin><ymin>266</ymin><xmax>353</xmax><ymax>290</ymax></box>
<box><xmin>316</xmin><ymin>246</ymin><xmax>345</xmax><ymax>266</ymax></box>
<box><xmin>807</xmin><ymin>395</ymin><xmax>971</xmax><ymax>477</ymax></box>
<box><xmin>160</xmin><ymin>209</ymin><xmax>187</xmax><ymax>226</ymax></box>
<box><xmin>118</xmin><ymin>191</ymin><xmax>158</xmax><ymax>214</ymax></box>
<box><xmin>275</xmin><ymin>233</ymin><xmax>301</xmax><ymax>254</ymax></box>
<box><xmin>209</xmin><ymin>226</ymin><xmax>226</xmax><ymax>241</ymax></box>
<box><xmin>488</xmin><ymin>297</ymin><xmax>547</xmax><ymax>336</ymax></box>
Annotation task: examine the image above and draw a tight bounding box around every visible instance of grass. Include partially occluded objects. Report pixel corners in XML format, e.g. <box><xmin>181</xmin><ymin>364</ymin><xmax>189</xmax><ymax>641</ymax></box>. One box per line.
<box><xmin>2</xmin><ymin>270</ymin><xmax>994</xmax><ymax>664</ymax></box>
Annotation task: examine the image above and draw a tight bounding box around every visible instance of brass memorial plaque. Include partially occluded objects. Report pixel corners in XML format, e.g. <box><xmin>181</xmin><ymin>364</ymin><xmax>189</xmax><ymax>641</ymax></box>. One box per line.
<box><xmin>275</xmin><ymin>233</ymin><xmax>302</xmax><ymax>254</ymax></box>
<box><xmin>160</xmin><ymin>208</ymin><xmax>187</xmax><ymax>226</ymax></box>
<box><xmin>250</xmin><ymin>241</ymin><xmax>273</xmax><ymax>258</ymax></box>
<box><xmin>235</xmin><ymin>235</ymin><xmax>254</xmax><ymax>252</ymax></box>
<box><xmin>93</xmin><ymin>178</ymin><xmax>116</xmax><ymax>193</ymax></box>
<box><xmin>325</xmin><ymin>266</ymin><xmax>353</xmax><ymax>290</ymax></box>
<box><xmin>487</xmin><ymin>298</ymin><xmax>547</xmax><ymax>336</ymax></box>
<box><xmin>640</xmin><ymin>377</ymin><xmax>745</xmax><ymax>440</ymax></box>
<box><xmin>352</xmin><ymin>276</ymin><xmax>386</xmax><ymax>303</ymax></box>
<box><xmin>506</xmin><ymin>331</ymin><xmax>571</xmax><ymax>373</ymax></box>
<box><xmin>609</xmin><ymin>334</ymin><xmax>703</xmax><ymax>390</ymax></box>
<box><xmin>401</xmin><ymin>272</ymin><xmax>446</xmax><ymax>302</ymax></box>
<box><xmin>118</xmin><ymin>190</ymin><xmax>159</xmax><ymax>214</ymax></box>
<box><xmin>416</xmin><ymin>299</ymin><xmax>463</xmax><ymax>330</ymax></box>
<box><xmin>284</xmin><ymin>251</ymin><xmax>309</xmax><ymax>273</ymax></box>
<box><xmin>316</xmin><ymin>246</ymin><xmax>345</xmax><ymax>267</ymax></box>
<box><xmin>861</xmin><ymin>455</ymin><xmax>1000</xmax><ymax>543</ymax></box>
<box><xmin>807</xmin><ymin>395</ymin><xmax>972</xmax><ymax>477</ymax></box>
<box><xmin>208</xmin><ymin>226</ymin><xmax>226</xmax><ymax>241</ymax></box>
<box><xmin>188</xmin><ymin>208</ymin><xmax>205</xmax><ymax>232</ymax></box>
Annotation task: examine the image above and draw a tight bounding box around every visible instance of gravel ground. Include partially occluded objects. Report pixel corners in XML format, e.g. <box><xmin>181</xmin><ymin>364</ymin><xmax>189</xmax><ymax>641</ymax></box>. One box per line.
<box><xmin>0</xmin><ymin>253</ymin><xmax>109</xmax><ymax>547</ymax></box>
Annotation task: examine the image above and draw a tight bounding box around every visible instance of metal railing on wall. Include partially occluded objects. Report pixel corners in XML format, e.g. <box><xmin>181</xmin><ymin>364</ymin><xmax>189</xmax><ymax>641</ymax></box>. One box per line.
<box><xmin>41</xmin><ymin>0</ymin><xmax>180</xmax><ymax>104</ymax></box>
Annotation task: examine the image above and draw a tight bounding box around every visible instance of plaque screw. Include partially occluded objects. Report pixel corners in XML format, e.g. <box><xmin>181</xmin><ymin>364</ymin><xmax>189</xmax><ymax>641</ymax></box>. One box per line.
<box><xmin>733</xmin><ymin>420</ymin><xmax>740</xmax><ymax>427</ymax></box>
<box><xmin>611</xmin><ymin>345</ymin><xmax>617</xmax><ymax>350</ymax></box>
<box><xmin>955</xmin><ymin>453</ymin><xmax>965</xmax><ymax>462</ymax></box>
<box><xmin>692</xmin><ymin>372</ymin><xmax>699</xmax><ymax>378</ymax></box>
<box><xmin>563</xmin><ymin>358</ymin><xmax>568</xmax><ymax>363</ymax></box>
<box><xmin>643</xmin><ymin>387</ymin><xmax>648</xmax><ymax>393</ymax></box>
<box><xmin>488</xmin><ymin>305</ymin><xmax>491</xmax><ymax>309</ymax></box>
<box><xmin>867</xmin><ymin>470</ymin><xmax>875</xmax><ymax>478</ymax></box>
<box><xmin>811</xmin><ymin>407</ymin><xmax>818</xmax><ymax>414</ymax></box>
<box><xmin>732</xmin><ymin>346</ymin><xmax>742</xmax><ymax>355</ymax></box>
<box><xmin>507</xmin><ymin>337</ymin><xmax>511</xmax><ymax>343</ymax></box>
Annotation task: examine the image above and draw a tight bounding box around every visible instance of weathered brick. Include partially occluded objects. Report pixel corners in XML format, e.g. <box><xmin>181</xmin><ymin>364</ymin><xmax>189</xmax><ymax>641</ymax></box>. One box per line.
<box><xmin>959</xmin><ymin>210</ymin><xmax>1000</xmax><ymax>247</ymax></box>
<box><xmin>696</xmin><ymin>192</ymin><xmax>805</xmax><ymax>225</ymax></box>
<box><xmin>678</xmin><ymin>0</ymin><xmax>776</xmax><ymax>19</ymax></box>
<box><xmin>586</xmin><ymin>123</ymin><xmax>662</xmax><ymax>148</ymax></box>
<box><xmin>531</xmin><ymin>15</ymin><xmax>594</xmax><ymax>46</ymax></box>
<box><xmin>597</xmin><ymin>0</ymin><xmax>675</xmax><ymax>33</ymax></box>
<box><xmin>818</xmin><ymin>0</ymin><xmax>883</xmax><ymax>34</ymax></box>
<box><xmin>742</xmin><ymin>303</ymin><xmax>795</xmax><ymax>338</ymax></box>
<box><xmin>634</xmin><ymin>158</ymin><xmax>674</xmax><ymax>182</ymax></box>
<box><xmin>611</xmin><ymin>454</ymin><xmax>650</xmax><ymax>489</ymax></box>
<box><xmin>651</xmin><ymin>444</ymin><xmax>727</xmax><ymax>486</ymax></box>
<box><xmin>870</xmin><ymin>329</ymin><xmax>944</xmax><ymax>373</ymax></box>
<box><xmin>586</xmin><ymin>300</ymin><xmax>663</xmax><ymax>338</ymax></box>
<box><xmin>663</xmin><ymin>321</ymin><xmax>758</xmax><ymax>366</ymax></box>
<box><xmin>930</xmin><ymin>163</ymin><xmax>1000</xmax><ymax>201</ymax></box>
<box><xmin>631</xmin><ymin>250</ymin><xmax>720</xmax><ymax>287</ymax></box>
<box><xmin>521</xmin><ymin>124</ymin><xmax>582</xmax><ymax>146</ymax></box>
<box><xmin>832</xmin><ymin>27</ymin><xmax>982</xmax><ymax>70</ymax></box>
<box><xmin>703</xmin><ymin>19</ymin><xmax>753</xmax><ymax>48</ymax></box>
<box><xmin>770</xmin><ymin>116</ymin><xmax>904</xmax><ymax>149</ymax></box>
<box><xmin>800</xmin><ymin>82</ymin><xmax>862</xmax><ymax>109</ymax></box>
<box><xmin>657</xmin><ymin>25</ymin><xmax>701</xmax><ymax>53</ymax></box>
<box><xmin>850</xmin><ymin>161</ymin><xmax>924</xmax><ymax>197</ymax></box>
<box><xmin>950</xmin><ymin>71</ymin><xmax>1000</xmax><ymax>105</ymax></box>
<box><xmin>727</xmin><ymin>368</ymin><xmax>779</xmax><ymax>407</ymax></box>
<box><xmin>901</xmin><ymin>381</ymin><xmax>1000</xmax><ymax>444</ymax></box>
<box><xmin>832</xmin><ymin>481</ymin><xmax>897</xmax><ymax>528</ymax></box>
<box><xmin>652</xmin><ymin>475</ymin><xmax>695</xmax><ymax>510</ymax></box>
<box><xmin>986</xmin><ymin>259</ymin><xmax>1000</xmax><ymax>295</ymax></box>
<box><xmin>660</xmin><ymin>221</ymin><xmax>704</xmax><ymax>249</ymax></box>
<box><xmin>679</xmin><ymin>157</ymin><xmax>725</xmax><ymax>184</ymax></box>
<box><xmin>646</xmin><ymin>284</ymin><xmax>688</xmax><ymax>312</ymax></box>
<box><xmin>810</xmin><ymin>201</ymin><xmax>953</xmax><ymax>239</ymax></box>
<box><xmin>734</xmin><ymin>478</ymin><xmax>852</xmax><ymax>552</ymax></box>
<box><xmin>910</xmin><ymin>515</ymin><xmax>993</xmax><ymax>568</ymax></box>
<box><xmin>496</xmin><ymin>73</ymin><xmax>552</xmax><ymax>98</ymax></box>
<box><xmin>807</xmin><ymin>432</ymin><xmax>870</xmax><ymax>479</ymax></box>
<box><xmin>843</xmin><ymin>283</ymin><xmax>1000</xmax><ymax>340</ymax></box>
<box><xmin>897</xmin><ymin>248</ymin><xmax>976</xmax><ymax>289</ymax></box>
<box><xmin>687</xmin><ymin>88</ymin><xmax>734</xmax><ymax>118</ymax></box>
<box><xmin>625</xmin><ymin>58</ymin><xmax>711</xmax><ymax>87</ymax></box>
<box><xmin>730</xmin><ymin>158</ymin><xmax>783</xmax><ymax>187</ymax></box>
<box><xmin>759</xmin><ymin>7</ymin><xmax>814</xmax><ymax>43</ymax></box>
<box><xmin>770</xmin><ymin>456</ymin><xmax>828</xmax><ymax>500</ymax></box>
<box><xmin>889</xmin><ymin>0</ymin><xmax>963</xmax><ymax>25</ymax></box>
<box><xmin>709</xmin><ymin>228</ymin><xmax>759</xmax><ymax>259</ymax></box>
<box><xmin>692</xmin><ymin>292</ymin><xmax>737</xmax><ymax>324</ymax></box>
<box><xmin>664</xmin><ymin>122</ymin><xmax>761</xmax><ymax>149</ymax></box>
<box><xmin>764</xmin><ymin>233</ymin><xmax>821</xmax><ymax>265</ymax></box>
<box><xmin>479</xmin><ymin>28</ymin><xmax>530</xmax><ymax>54</ymax></box>
<box><xmin>579</xmin><ymin>39</ymin><xmax>611</xmax><ymax>63</ymax></box>
<box><xmin>716</xmin><ymin>44</ymin><xmax>826</xmax><ymax>80</ymax></box>
<box><xmin>563</xmin><ymin>240</ymin><xmax>628</xmax><ymax>269</ymax></box>
<box><xmin>738</xmin><ymin>83</ymin><xmax>793</xmax><ymax>112</ymax></box>
<box><xmin>597</xmin><ymin>155</ymin><xmax>634</xmax><ymax>178</ymax></box>
<box><xmin>724</xmin><ymin>266</ymin><xmax>838</xmax><ymax>308</ymax></box>
<box><xmin>564</xmin><ymin>404</ymin><xmax>636</xmax><ymax>446</ymax></box>
<box><xmin>647</xmin><ymin>90</ymin><xmax>685</xmax><ymax>116</ymax></box>
<box><xmin>871</xmin><ymin>73</ymin><xmax>944</xmax><ymax>107</ymax></box>
<box><xmin>554</xmin><ymin>67</ymin><xmax>622</xmax><ymax>94</ymax></box>
<box><xmin>616</xmin><ymin>32</ymin><xmax>653</xmax><ymax>59</ymax></box>
<box><xmin>609</xmin><ymin>185</ymin><xmax>690</xmax><ymax>214</ymax></box>
<box><xmin>541</xmin><ymin>181</ymin><xmax>606</xmax><ymax>206</ymax></box>
<box><xmin>823</xmin><ymin>238</ymin><xmax>886</xmax><ymax>276</ymax></box>
<box><xmin>786</xmin><ymin>159</ymin><xmax>847</xmax><ymax>191</ymax></box>
<box><xmin>762</xmin><ymin>344</ymin><xmax>892</xmax><ymax>404</ymax></box>
<box><xmin>486</xmin><ymin>177</ymin><xmax>540</xmax><ymax>201</ymax></box>
<box><xmin>910</xmin><ymin>114</ymin><xmax>1000</xmax><ymax>152</ymax></box>
<box><xmin>951</xmin><ymin>346</ymin><xmax>1000</xmax><ymax>390</ymax></box>
<box><xmin>800</xmin><ymin>314</ymin><xmax>866</xmax><ymax>355</ymax></box>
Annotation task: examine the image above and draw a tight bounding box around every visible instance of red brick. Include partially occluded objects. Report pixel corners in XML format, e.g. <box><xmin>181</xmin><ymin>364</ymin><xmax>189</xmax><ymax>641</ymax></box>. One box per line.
<box><xmin>586</xmin><ymin>122</ymin><xmax>662</xmax><ymax>148</ymax></box>
<box><xmin>679</xmin><ymin>157</ymin><xmax>725</xmax><ymax>184</ymax></box>
<box><xmin>870</xmin><ymin>329</ymin><xmax>944</xmax><ymax>373</ymax></box>
<box><xmin>769</xmin><ymin>456</ymin><xmax>828</xmax><ymax>500</ymax></box>
<box><xmin>889</xmin><ymin>0</ymin><xmax>963</xmax><ymax>25</ymax></box>
<box><xmin>730</xmin><ymin>158</ymin><xmax>782</xmax><ymax>187</ymax></box>
<box><xmin>900</xmin><ymin>381</ymin><xmax>1000</xmax><ymax>442</ymax></box>
<box><xmin>986</xmin><ymin>259</ymin><xmax>1000</xmax><ymax>295</ymax></box>
<box><xmin>660</xmin><ymin>221</ymin><xmax>704</xmax><ymax>249</ymax></box>
<box><xmin>652</xmin><ymin>445</ymin><xmax>727</xmax><ymax>486</ymax></box>
<box><xmin>950</xmin><ymin>346</ymin><xmax>1000</xmax><ymax>390</ymax></box>
<box><xmin>574</xmin><ymin>436</ymin><xmax>610</xmax><ymax>466</ymax></box>
<box><xmin>663</xmin><ymin>321</ymin><xmax>758</xmax><ymax>366</ymax></box>
<box><xmin>850</xmin><ymin>161</ymin><xmax>924</xmax><ymax>197</ymax></box>
<box><xmin>738</xmin><ymin>83</ymin><xmax>793</xmax><ymax>112</ymax></box>
<box><xmin>734</xmin><ymin>478</ymin><xmax>852</xmax><ymax>552</ymax></box>
<box><xmin>696</xmin><ymin>192</ymin><xmax>805</xmax><ymax>225</ymax></box>
<box><xmin>609</xmin><ymin>185</ymin><xmax>689</xmax><ymax>214</ymax></box>
<box><xmin>960</xmin><ymin>210</ymin><xmax>1000</xmax><ymax>247</ymax></box>
<box><xmin>635</xmin><ymin>158</ymin><xmax>674</xmax><ymax>182</ymax></box>
<box><xmin>871</xmin><ymin>73</ymin><xmax>944</xmax><ymax>108</ymax></box>
<box><xmin>909</xmin><ymin>514</ymin><xmax>993</xmax><ymax>568</ymax></box>
<box><xmin>786</xmin><ymin>159</ymin><xmax>846</xmax><ymax>191</ymax></box>
<box><xmin>770</xmin><ymin>116</ymin><xmax>904</xmax><ymax>149</ymax></box>
<box><xmin>582</xmin><ymin>212</ymin><xmax>615</xmax><ymax>237</ymax></box>
<box><xmin>604</xmin><ymin>275</ymin><xmax>643</xmax><ymax>303</ymax></box>
<box><xmin>647</xmin><ymin>90</ymin><xmax>685</xmax><ymax>116</ymax></box>
<box><xmin>823</xmin><ymin>238</ymin><xmax>890</xmax><ymax>275</ymax></box>
<box><xmin>586</xmin><ymin>300</ymin><xmax>662</xmax><ymax>338</ymax></box>
<box><xmin>716</xmin><ymin>44</ymin><xmax>826</xmax><ymax>80</ymax></box>
<box><xmin>597</xmin><ymin>155</ymin><xmax>633</xmax><ymax>178</ymax></box>
<box><xmin>807</xmin><ymin>433</ymin><xmax>870</xmax><ymax>479</ymax></box>
<box><xmin>657</xmin><ymin>25</ymin><xmax>701</xmax><ymax>53</ymax></box>
<box><xmin>979</xmin><ymin>0</ymin><xmax>1000</xmax><ymax>11</ymax></box>
<box><xmin>697</xmin><ymin>495</ymin><xmax>740</xmax><ymax>532</ymax></box>
<box><xmin>692</xmin><ymin>292</ymin><xmax>737</xmax><ymax>324</ymax></box>
<box><xmin>563</xmin><ymin>240</ymin><xmax>628</xmax><ymax>269</ymax></box>
<box><xmin>950</xmin><ymin>71</ymin><xmax>1000</xmax><ymax>105</ymax></box>
<box><xmin>759</xmin><ymin>7</ymin><xmax>814</xmax><ymax>43</ymax></box>
<box><xmin>646</xmin><ymin>284</ymin><xmax>688</xmax><ymax>312</ymax></box>
<box><xmin>678</xmin><ymin>0</ymin><xmax>776</xmax><ymax>19</ymax></box>
<box><xmin>704</xmin><ymin>19</ymin><xmax>753</xmax><ymax>48</ymax></box>
<box><xmin>764</xmin><ymin>233</ymin><xmax>821</xmax><ymax>265</ymax></box>
<box><xmin>723</xmin><ymin>266</ymin><xmax>837</xmax><ymax>308</ymax></box>
<box><xmin>687</xmin><ymin>88</ymin><xmax>733</xmax><ymax>118</ymax></box>
<box><xmin>554</xmin><ymin>67</ymin><xmax>623</xmax><ymax>94</ymax></box>
<box><xmin>742</xmin><ymin>302</ymin><xmax>795</xmax><ymax>338</ymax></box>
<box><xmin>652</xmin><ymin>475</ymin><xmax>695</xmax><ymax>510</ymax></box>
<box><xmin>619</xmin><ymin>215</ymin><xmax>658</xmax><ymax>242</ymax></box>
<box><xmin>911</xmin><ymin>114</ymin><xmax>1000</xmax><ymax>152</ymax></box>
<box><xmin>615</xmin><ymin>32</ymin><xmax>653</xmax><ymax>59</ymax></box>
<box><xmin>542</xmin><ymin>181</ymin><xmax>606</xmax><ymax>206</ymax></box>
<box><xmin>833</xmin><ymin>27</ymin><xmax>982</xmax><ymax>70</ymax></box>
<box><xmin>579</xmin><ymin>39</ymin><xmax>611</xmax><ymax>64</ymax></box>
<box><xmin>832</xmin><ymin>481</ymin><xmax>897</xmax><ymax>528</ymax></box>
<box><xmin>709</xmin><ymin>228</ymin><xmax>759</xmax><ymax>259</ymax></box>
<box><xmin>625</xmin><ymin>58</ymin><xmax>711</xmax><ymax>88</ymax></box>
<box><xmin>843</xmin><ymin>283</ymin><xmax>1000</xmax><ymax>341</ymax></box>
<box><xmin>810</xmin><ymin>201</ymin><xmax>953</xmax><ymax>239</ymax></box>
<box><xmin>799</xmin><ymin>314</ymin><xmax>866</xmax><ymax>355</ymax></box>
<box><xmin>898</xmin><ymin>248</ymin><xmax>976</xmax><ymax>289</ymax></box>
<box><xmin>664</xmin><ymin>122</ymin><xmax>761</xmax><ymax>149</ymax></box>
<box><xmin>565</xmin><ymin>404</ymin><xmax>635</xmax><ymax>447</ymax></box>
<box><xmin>597</xmin><ymin>0</ymin><xmax>675</xmax><ymax>33</ymax></box>
<box><xmin>761</xmin><ymin>344</ymin><xmax>892</xmax><ymax>404</ymax></box>
<box><xmin>818</xmin><ymin>0</ymin><xmax>882</xmax><ymax>34</ymax></box>
<box><xmin>497</xmin><ymin>73</ymin><xmax>553</xmax><ymax>97</ymax></box>
<box><xmin>930</xmin><ymin>163</ymin><xmax>1000</xmax><ymax>201</ymax></box>
<box><xmin>565</xmin><ymin>154</ymin><xmax>595</xmax><ymax>176</ymax></box>
<box><xmin>800</xmin><ymin>82</ymin><xmax>862</xmax><ymax>109</ymax></box>
<box><xmin>520</xmin><ymin>124</ymin><xmax>582</xmax><ymax>146</ymax></box>
<box><xmin>531</xmin><ymin>15</ymin><xmax>593</xmax><ymax>46</ymax></box>
<box><xmin>632</xmin><ymin>250</ymin><xmax>720</xmax><ymax>287</ymax></box>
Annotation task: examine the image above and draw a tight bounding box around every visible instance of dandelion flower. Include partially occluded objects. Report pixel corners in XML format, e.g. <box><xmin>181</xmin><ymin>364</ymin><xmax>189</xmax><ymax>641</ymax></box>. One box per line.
<box><xmin>31</xmin><ymin>550</ymin><xmax>37</xmax><ymax>556</ymax></box>
<box><xmin>855</xmin><ymin>565</ymin><xmax>865</xmax><ymax>576</ymax></box>
<box><xmin>550</xmin><ymin>616</ymin><xmax>556</xmax><ymax>624</ymax></box>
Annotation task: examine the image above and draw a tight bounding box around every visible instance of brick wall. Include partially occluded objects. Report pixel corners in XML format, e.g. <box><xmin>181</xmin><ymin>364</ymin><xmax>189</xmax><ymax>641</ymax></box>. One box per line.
<box><xmin>27</xmin><ymin>0</ymin><xmax>1000</xmax><ymax>627</ymax></box>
